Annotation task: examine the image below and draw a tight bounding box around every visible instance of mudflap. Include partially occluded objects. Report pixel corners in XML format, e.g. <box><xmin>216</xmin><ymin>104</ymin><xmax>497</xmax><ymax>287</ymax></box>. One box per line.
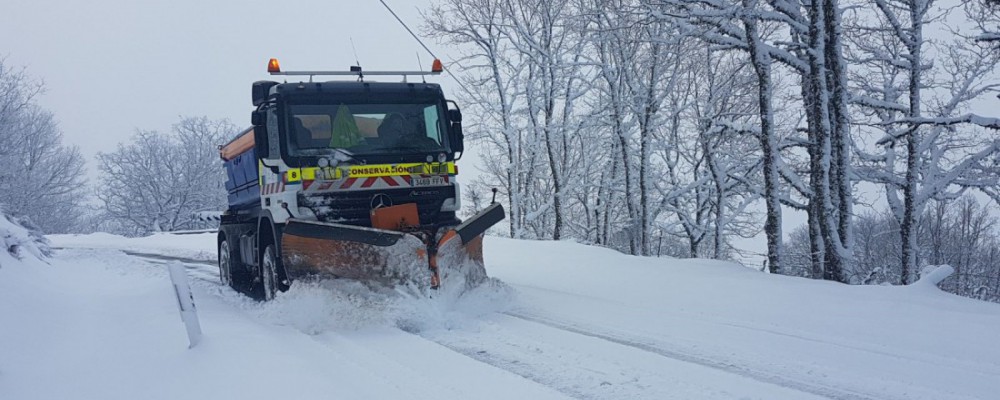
<box><xmin>281</xmin><ymin>220</ymin><xmax>433</xmax><ymax>287</ymax></box>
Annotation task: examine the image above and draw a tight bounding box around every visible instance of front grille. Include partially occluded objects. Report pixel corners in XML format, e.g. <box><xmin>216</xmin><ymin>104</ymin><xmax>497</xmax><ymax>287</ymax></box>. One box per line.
<box><xmin>299</xmin><ymin>186</ymin><xmax>457</xmax><ymax>228</ymax></box>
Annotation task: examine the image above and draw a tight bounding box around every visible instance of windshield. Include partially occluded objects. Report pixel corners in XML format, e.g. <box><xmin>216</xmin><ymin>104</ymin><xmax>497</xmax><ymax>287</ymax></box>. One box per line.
<box><xmin>286</xmin><ymin>103</ymin><xmax>447</xmax><ymax>157</ymax></box>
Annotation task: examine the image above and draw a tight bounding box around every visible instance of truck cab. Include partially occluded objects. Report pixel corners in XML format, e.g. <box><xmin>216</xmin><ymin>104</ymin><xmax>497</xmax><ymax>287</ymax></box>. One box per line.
<box><xmin>250</xmin><ymin>79</ymin><xmax>464</xmax><ymax>228</ymax></box>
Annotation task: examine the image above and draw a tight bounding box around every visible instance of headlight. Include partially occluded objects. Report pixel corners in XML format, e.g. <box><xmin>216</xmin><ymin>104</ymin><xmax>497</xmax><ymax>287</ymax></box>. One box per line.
<box><xmin>296</xmin><ymin>207</ymin><xmax>317</xmax><ymax>219</ymax></box>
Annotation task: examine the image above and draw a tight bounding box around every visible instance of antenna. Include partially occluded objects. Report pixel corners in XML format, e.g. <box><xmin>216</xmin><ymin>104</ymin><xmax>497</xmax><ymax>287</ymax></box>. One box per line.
<box><xmin>350</xmin><ymin>37</ymin><xmax>363</xmax><ymax>81</ymax></box>
<box><xmin>416</xmin><ymin>52</ymin><xmax>426</xmax><ymax>83</ymax></box>
<box><xmin>349</xmin><ymin>37</ymin><xmax>362</xmax><ymax>68</ymax></box>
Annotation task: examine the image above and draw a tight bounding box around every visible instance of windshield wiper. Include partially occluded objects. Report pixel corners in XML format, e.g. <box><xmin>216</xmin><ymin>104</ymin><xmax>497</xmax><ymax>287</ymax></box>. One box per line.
<box><xmin>391</xmin><ymin>145</ymin><xmax>443</xmax><ymax>152</ymax></box>
<box><xmin>325</xmin><ymin>147</ymin><xmax>363</xmax><ymax>165</ymax></box>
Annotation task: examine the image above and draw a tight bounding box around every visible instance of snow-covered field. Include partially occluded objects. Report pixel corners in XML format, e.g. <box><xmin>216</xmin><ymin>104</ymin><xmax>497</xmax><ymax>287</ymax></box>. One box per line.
<box><xmin>1</xmin><ymin>232</ymin><xmax>997</xmax><ymax>399</ymax></box>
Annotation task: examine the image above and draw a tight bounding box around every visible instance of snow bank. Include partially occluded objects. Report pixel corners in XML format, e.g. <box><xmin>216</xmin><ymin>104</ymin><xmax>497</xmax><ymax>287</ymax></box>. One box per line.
<box><xmin>0</xmin><ymin>209</ymin><xmax>50</xmax><ymax>268</ymax></box>
<box><xmin>916</xmin><ymin>264</ymin><xmax>956</xmax><ymax>286</ymax></box>
<box><xmin>481</xmin><ymin>237</ymin><xmax>1000</xmax><ymax>399</ymax></box>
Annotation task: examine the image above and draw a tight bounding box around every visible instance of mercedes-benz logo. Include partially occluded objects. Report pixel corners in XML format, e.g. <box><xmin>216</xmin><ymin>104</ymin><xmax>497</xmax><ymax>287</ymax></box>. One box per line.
<box><xmin>370</xmin><ymin>193</ymin><xmax>393</xmax><ymax>210</ymax></box>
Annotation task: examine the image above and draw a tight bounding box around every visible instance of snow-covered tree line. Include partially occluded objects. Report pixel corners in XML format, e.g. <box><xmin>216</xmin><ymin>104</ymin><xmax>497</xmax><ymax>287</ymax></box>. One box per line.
<box><xmin>0</xmin><ymin>58</ymin><xmax>234</xmax><ymax>237</ymax></box>
<box><xmin>425</xmin><ymin>0</ymin><xmax>766</xmax><ymax>260</ymax></box>
<box><xmin>0</xmin><ymin>59</ymin><xmax>87</xmax><ymax>234</ymax></box>
<box><xmin>786</xmin><ymin>195</ymin><xmax>1000</xmax><ymax>301</ymax></box>
<box><xmin>844</xmin><ymin>0</ymin><xmax>1000</xmax><ymax>285</ymax></box>
<box><xmin>94</xmin><ymin>116</ymin><xmax>235</xmax><ymax>236</ymax></box>
<box><xmin>423</xmin><ymin>0</ymin><xmax>1000</xmax><ymax>288</ymax></box>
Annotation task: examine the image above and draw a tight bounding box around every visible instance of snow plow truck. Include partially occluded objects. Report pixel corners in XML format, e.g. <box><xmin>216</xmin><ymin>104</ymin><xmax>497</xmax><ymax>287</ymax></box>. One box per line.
<box><xmin>217</xmin><ymin>58</ymin><xmax>504</xmax><ymax>300</ymax></box>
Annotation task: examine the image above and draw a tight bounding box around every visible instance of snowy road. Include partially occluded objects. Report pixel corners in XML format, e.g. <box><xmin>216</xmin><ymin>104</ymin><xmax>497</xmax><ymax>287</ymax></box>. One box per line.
<box><xmin>3</xmin><ymin>233</ymin><xmax>998</xmax><ymax>399</ymax></box>
<box><xmin>121</xmin><ymin>249</ymin><xmax>835</xmax><ymax>399</ymax></box>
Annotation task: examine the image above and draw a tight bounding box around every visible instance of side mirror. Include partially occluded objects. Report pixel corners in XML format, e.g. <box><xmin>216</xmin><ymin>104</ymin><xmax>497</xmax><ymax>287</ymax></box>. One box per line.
<box><xmin>449</xmin><ymin>121</ymin><xmax>464</xmax><ymax>156</ymax></box>
<box><xmin>447</xmin><ymin>107</ymin><xmax>464</xmax><ymax>157</ymax></box>
<box><xmin>252</xmin><ymin>81</ymin><xmax>278</xmax><ymax>106</ymax></box>
<box><xmin>251</xmin><ymin>110</ymin><xmax>265</xmax><ymax>126</ymax></box>
<box><xmin>253</xmin><ymin>126</ymin><xmax>269</xmax><ymax>159</ymax></box>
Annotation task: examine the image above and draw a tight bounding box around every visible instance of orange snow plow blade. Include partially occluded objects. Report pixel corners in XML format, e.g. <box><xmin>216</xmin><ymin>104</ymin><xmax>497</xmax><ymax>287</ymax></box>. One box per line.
<box><xmin>432</xmin><ymin>229</ymin><xmax>487</xmax><ymax>288</ymax></box>
<box><xmin>281</xmin><ymin>221</ymin><xmax>432</xmax><ymax>286</ymax></box>
<box><xmin>280</xmin><ymin>203</ymin><xmax>504</xmax><ymax>289</ymax></box>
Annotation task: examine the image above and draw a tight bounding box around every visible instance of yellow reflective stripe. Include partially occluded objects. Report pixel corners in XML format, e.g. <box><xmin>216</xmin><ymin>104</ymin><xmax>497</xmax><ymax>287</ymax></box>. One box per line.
<box><xmin>298</xmin><ymin>167</ymin><xmax>342</xmax><ymax>180</ymax></box>
<box><xmin>290</xmin><ymin>163</ymin><xmax>456</xmax><ymax>181</ymax></box>
<box><xmin>300</xmin><ymin>167</ymin><xmax>316</xmax><ymax>181</ymax></box>
<box><xmin>346</xmin><ymin>162</ymin><xmax>456</xmax><ymax>178</ymax></box>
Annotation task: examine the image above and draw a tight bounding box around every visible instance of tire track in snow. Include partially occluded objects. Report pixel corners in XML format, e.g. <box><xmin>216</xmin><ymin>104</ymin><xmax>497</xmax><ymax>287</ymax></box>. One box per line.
<box><xmin>52</xmin><ymin>247</ymin><xmax>223</xmax><ymax>285</ymax></box>
<box><xmin>403</xmin><ymin>329</ymin><xmax>595</xmax><ymax>400</ymax></box>
<box><xmin>409</xmin><ymin>313</ymin><xmax>856</xmax><ymax>400</ymax></box>
<box><xmin>122</xmin><ymin>251</ymin><xmax>221</xmax><ymax>284</ymax></box>
<box><xmin>500</xmin><ymin>311</ymin><xmax>884</xmax><ymax>400</ymax></box>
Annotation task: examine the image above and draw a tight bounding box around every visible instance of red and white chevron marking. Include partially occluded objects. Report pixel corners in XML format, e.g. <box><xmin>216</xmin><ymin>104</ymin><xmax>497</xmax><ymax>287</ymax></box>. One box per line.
<box><xmin>301</xmin><ymin>175</ymin><xmax>451</xmax><ymax>192</ymax></box>
<box><xmin>260</xmin><ymin>181</ymin><xmax>285</xmax><ymax>195</ymax></box>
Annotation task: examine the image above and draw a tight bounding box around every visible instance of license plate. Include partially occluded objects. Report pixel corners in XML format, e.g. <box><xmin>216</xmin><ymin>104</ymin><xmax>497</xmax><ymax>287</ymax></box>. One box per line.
<box><xmin>413</xmin><ymin>176</ymin><xmax>446</xmax><ymax>186</ymax></box>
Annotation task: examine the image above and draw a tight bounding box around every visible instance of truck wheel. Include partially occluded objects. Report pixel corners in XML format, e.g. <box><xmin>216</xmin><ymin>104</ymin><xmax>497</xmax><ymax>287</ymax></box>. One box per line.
<box><xmin>261</xmin><ymin>244</ymin><xmax>279</xmax><ymax>301</ymax></box>
<box><xmin>218</xmin><ymin>238</ymin><xmax>233</xmax><ymax>287</ymax></box>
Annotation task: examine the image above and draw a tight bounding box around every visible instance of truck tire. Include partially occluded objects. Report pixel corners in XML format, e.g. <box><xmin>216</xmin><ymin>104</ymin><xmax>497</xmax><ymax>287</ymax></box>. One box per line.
<box><xmin>261</xmin><ymin>244</ymin><xmax>279</xmax><ymax>301</ymax></box>
<box><xmin>218</xmin><ymin>238</ymin><xmax>233</xmax><ymax>287</ymax></box>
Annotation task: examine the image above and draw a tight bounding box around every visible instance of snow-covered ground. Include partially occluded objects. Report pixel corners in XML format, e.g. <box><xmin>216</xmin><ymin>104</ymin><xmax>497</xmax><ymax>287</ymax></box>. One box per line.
<box><xmin>1</xmin><ymin>232</ymin><xmax>997</xmax><ymax>399</ymax></box>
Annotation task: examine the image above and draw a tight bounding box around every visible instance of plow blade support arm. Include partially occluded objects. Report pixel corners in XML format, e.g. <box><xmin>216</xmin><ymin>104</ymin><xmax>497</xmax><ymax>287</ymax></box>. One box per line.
<box><xmin>455</xmin><ymin>203</ymin><xmax>505</xmax><ymax>245</ymax></box>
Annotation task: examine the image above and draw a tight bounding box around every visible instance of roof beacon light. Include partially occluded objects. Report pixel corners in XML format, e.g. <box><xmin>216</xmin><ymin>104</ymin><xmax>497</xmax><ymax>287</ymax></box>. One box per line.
<box><xmin>268</xmin><ymin>60</ymin><xmax>440</xmax><ymax>78</ymax></box>
<box><xmin>267</xmin><ymin>58</ymin><xmax>281</xmax><ymax>73</ymax></box>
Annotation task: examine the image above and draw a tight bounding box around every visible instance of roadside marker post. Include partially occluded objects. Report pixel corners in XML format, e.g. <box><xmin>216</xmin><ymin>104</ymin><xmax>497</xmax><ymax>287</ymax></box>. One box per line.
<box><xmin>168</xmin><ymin>261</ymin><xmax>202</xmax><ymax>348</ymax></box>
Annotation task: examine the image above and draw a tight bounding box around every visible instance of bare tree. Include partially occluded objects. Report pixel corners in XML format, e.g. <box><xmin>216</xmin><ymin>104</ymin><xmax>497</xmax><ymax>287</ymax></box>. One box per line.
<box><xmin>848</xmin><ymin>0</ymin><xmax>1000</xmax><ymax>283</ymax></box>
<box><xmin>97</xmin><ymin>116</ymin><xmax>234</xmax><ymax>235</ymax></box>
<box><xmin>741</xmin><ymin>0</ymin><xmax>785</xmax><ymax>272</ymax></box>
<box><xmin>649</xmin><ymin>0</ymin><xmax>799</xmax><ymax>270</ymax></box>
<box><xmin>0</xmin><ymin>58</ymin><xmax>87</xmax><ymax>234</ymax></box>
<box><xmin>424</xmin><ymin>0</ymin><xmax>528</xmax><ymax>238</ymax></box>
<box><xmin>655</xmin><ymin>48</ymin><xmax>761</xmax><ymax>259</ymax></box>
<box><xmin>426</xmin><ymin>0</ymin><xmax>596</xmax><ymax>241</ymax></box>
<box><xmin>968</xmin><ymin>0</ymin><xmax>1000</xmax><ymax>46</ymax></box>
<box><xmin>579</xmin><ymin>0</ymin><xmax>645</xmax><ymax>252</ymax></box>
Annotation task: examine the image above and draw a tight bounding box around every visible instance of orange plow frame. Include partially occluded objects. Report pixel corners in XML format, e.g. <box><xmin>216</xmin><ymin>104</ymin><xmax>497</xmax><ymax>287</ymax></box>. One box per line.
<box><xmin>280</xmin><ymin>203</ymin><xmax>504</xmax><ymax>289</ymax></box>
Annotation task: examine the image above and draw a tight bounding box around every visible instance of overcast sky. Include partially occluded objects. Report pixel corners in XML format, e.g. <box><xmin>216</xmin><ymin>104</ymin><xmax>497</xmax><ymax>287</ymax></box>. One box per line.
<box><xmin>0</xmin><ymin>0</ymin><xmax>454</xmax><ymax>174</ymax></box>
